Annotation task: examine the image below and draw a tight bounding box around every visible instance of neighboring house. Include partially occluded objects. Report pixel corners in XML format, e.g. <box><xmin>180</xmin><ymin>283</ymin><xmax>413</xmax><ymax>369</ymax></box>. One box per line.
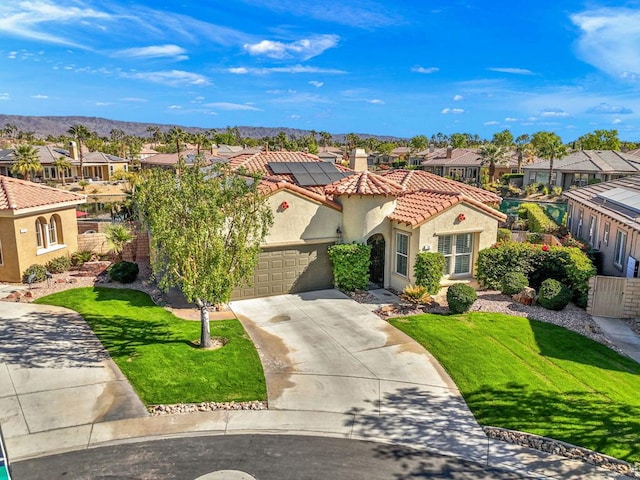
<box><xmin>317</xmin><ymin>146</ymin><xmax>343</xmax><ymax>163</ymax></box>
<box><xmin>563</xmin><ymin>175</ymin><xmax>640</xmax><ymax>278</ymax></box>
<box><xmin>0</xmin><ymin>175</ymin><xmax>86</xmax><ymax>282</ymax></box>
<box><xmin>420</xmin><ymin>147</ymin><xmax>521</xmax><ymax>183</ymax></box>
<box><xmin>523</xmin><ymin>150</ymin><xmax>640</xmax><ymax>190</ymax></box>
<box><xmin>0</xmin><ymin>143</ymin><xmax>129</xmax><ymax>182</ymax></box>
<box><xmin>227</xmin><ymin>149</ymin><xmax>506</xmax><ymax>299</ymax></box>
<box><xmin>369</xmin><ymin>146</ymin><xmax>412</xmax><ymax>167</ymax></box>
<box><xmin>138</xmin><ymin>150</ymin><xmax>227</xmax><ymax>170</ymax></box>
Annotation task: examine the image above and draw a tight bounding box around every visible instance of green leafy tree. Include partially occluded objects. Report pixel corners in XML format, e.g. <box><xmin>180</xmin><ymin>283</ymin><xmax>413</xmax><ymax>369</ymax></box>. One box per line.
<box><xmin>576</xmin><ymin>129</ymin><xmax>621</xmax><ymax>151</ymax></box>
<box><xmin>492</xmin><ymin>129</ymin><xmax>514</xmax><ymax>147</ymax></box>
<box><xmin>10</xmin><ymin>144</ymin><xmax>42</xmax><ymax>181</ymax></box>
<box><xmin>68</xmin><ymin>123</ymin><xmax>91</xmax><ymax>180</ymax></box>
<box><xmin>532</xmin><ymin>131</ymin><xmax>568</xmax><ymax>187</ymax></box>
<box><xmin>450</xmin><ymin>133</ymin><xmax>468</xmax><ymax>148</ymax></box>
<box><xmin>409</xmin><ymin>135</ymin><xmax>429</xmax><ymax>152</ymax></box>
<box><xmin>515</xmin><ymin>134</ymin><xmax>531</xmax><ymax>172</ymax></box>
<box><xmin>135</xmin><ymin>164</ymin><xmax>273</xmax><ymax>348</ymax></box>
<box><xmin>478</xmin><ymin>143</ymin><xmax>508</xmax><ymax>182</ymax></box>
<box><xmin>53</xmin><ymin>156</ymin><xmax>71</xmax><ymax>185</ymax></box>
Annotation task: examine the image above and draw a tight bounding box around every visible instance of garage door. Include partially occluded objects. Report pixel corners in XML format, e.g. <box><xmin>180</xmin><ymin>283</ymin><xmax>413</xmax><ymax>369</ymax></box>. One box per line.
<box><xmin>231</xmin><ymin>243</ymin><xmax>335</xmax><ymax>300</ymax></box>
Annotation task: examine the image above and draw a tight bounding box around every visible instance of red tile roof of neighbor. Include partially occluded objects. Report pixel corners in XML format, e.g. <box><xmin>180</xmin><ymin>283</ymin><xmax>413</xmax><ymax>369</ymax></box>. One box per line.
<box><xmin>0</xmin><ymin>175</ymin><xmax>86</xmax><ymax>211</ymax></box>
<box><xmin>324</xmin><ymin>170</ymin><xmax>404</xmax><ymax>196</ymax></box>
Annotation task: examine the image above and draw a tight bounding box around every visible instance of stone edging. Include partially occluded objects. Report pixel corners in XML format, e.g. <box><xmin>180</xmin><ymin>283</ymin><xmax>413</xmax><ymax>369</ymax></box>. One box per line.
<box><xmin>484</xmin><ymin>426</ymin><xmax>639</xmax><ymax>478</ymax></box>
<box><xmin>148</xmin><ymin>401</ymin><xmax>268</xmax><ymax>416</ymax></box>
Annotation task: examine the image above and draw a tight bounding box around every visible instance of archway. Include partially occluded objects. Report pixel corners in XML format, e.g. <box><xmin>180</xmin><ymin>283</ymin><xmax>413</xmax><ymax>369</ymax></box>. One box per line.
<box><xmin>367</xmin><ymin>234</ymin><xmax>385</xmax><ymax>287</ymax></box>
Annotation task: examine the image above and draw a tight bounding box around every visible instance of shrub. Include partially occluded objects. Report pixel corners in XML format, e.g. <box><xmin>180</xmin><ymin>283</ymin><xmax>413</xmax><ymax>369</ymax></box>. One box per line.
<box><xmin>71</xmin><ymin>250</ymin><xmax>94</xmax><ymax>266</ymax></box>
<box><xmin>45</xmin><ymin>256</ymin><xmax>71</xmax><ymax>274</ymax></box>
<box><xmin>497</xmin><ymin>228</ymin><xmax>512</xmax><ymax>243</ymax></box>
<box><xmin>517</xmin><ymin>203</ymin><xmax>559</xmax><ymax>233</ymax></box>
<box><xmin>414</xmin><ymin>252</ymin><xmax>445</xmax><ymax>294</ymax></box>
<box><xmin>538</xmin><ymin>278</ymin><xmax>571</xmax><ymax>311</ymax></box>
<box><xmin>402</xmin><ymin>285</ymin><xmax>432</xmax><ymax>304</ymax></box>
<box><xmin>108</xmin><ymin>261</ymin><xmax>139</xmax><ymax>283</ymax></box>
<box><xmin>22</xmin><ymin>264</ymin><xmax>47</xmax><ymax>284</ymax></box>
<box><xmin>552</xmin><ymin>186</ymin><xmax>563</xmax><ymax>197</ymax></box>
<box><xmin>447</xmin><ymin>283</ymin><xmax>477</xmax><ymax>314</ymax></box>
<box><xmin>526</xmin><ymin>232</ymin><xmax>544</xmax><ymax>244</ymax></box>
<box><xmin>565</xmin><ymin>247</ymin><xmax>597</xmax><ymax>308</ymax></box>
<box><xmin>524</xmin><ymin>183</ymin><xmax>540</xmax><ymax>196</ymax></box>
<box><xmin>501</xmin><ymin>173</ymin><xmax>524</xmax><ymax>184</ymax></box>
<box><xmin>501</xmin><ymin>272</ymin><xmax>529</xmax><ymax>295</ymax></box>
<box><xmin>328</xmin><ymin>243</ymin><xmax>371</xmax><ymax>292</ymax></box>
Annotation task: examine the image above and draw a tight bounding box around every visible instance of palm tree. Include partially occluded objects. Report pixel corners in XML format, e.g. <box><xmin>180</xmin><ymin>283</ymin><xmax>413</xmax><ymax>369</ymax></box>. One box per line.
<box><xmin>104</xmin><ymin>223</ymin><xmax>134</xmax><ymax>261</ymax></box>
<box><xmin>68</xmin><ymin>123</ymin><xmax>91</xmax><ymax>180</ymax></box>
<box><xmin>514</xmin><ymin>134</ymin><xmax>531</xmax><ymax>173</ymax></box>
<box><xmin>10</xmin><ymin>144</ymin><xmax>42</xmax><ymax>181</ymax></box>
<box><xmin>53</xmin><ymin>156</ymin><xmax>71</xmax><ymax>185</ymax></box>
<box><xmin>478</xmin><ymin>143</ymin><xmax>508</xmax><ymax>182</ymax></box>
<box><xmin>535</xmin><ymin>133</ymin><xmax>568</xmax><ymax>187</ymax></box>
<box><xmin>167</xmin><ymin>126</ymin><xmax>187</xmax><ymax>157</ymax></box>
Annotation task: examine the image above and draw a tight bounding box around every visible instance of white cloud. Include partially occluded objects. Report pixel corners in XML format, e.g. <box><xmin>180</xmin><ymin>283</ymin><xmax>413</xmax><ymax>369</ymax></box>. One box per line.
<box><xmin>613</xmin><ymin>118</ymin><xmax>623</xmax><ymax>124</ymax></box>
<box><xmin>540</xmin><ymin>108</ymin><xmax>569</xmax><ymax>117</ymax></box>
<box><xmin>0</xmin><ymin>93</ymin><xmax>10</xmax><ymax>100</ymax></box>
<box><xmin>368</xmin><ymin>99</ymin><xmax>384</xmax><ymax>104</ymax></box>
<box><xmin>244</xmin><ymin>34</ymin><xmax>339</xmax><ymax>61</ymax></box>
<box><xmin>121</xmin><ymin>70</ymin><xmax>210</xmax><ymax>86</ymax></box>
<box><xmin>484</xmin><ymin>121</ymin><xmax>499</xmax><ymax>126</ymax></box>
<box><xmin>505</xmin><ymin>117</ymin><xmax>518</xmax><ymax>122</ymax></box>
<box><xmin>95</xmin><ymin>102</ymin><xmax>112</xmax><ymax>106</ymax></box>
<box><xmin>204</xmin><ymin>102</ymin><xmax>261</xmax><ymax>111</ymax></box>
<box><xmin>120</xmin><ymin>97</ymin><xmax>148</xmax><ymax>102</ymax></box>
<box><xmin>228</xmin><ymin>65</ymin><xmax>346</xmax><ymax>75</ymax></box>
<box><xmin>441</xmin><ymin>108</ymin><xmax>464</xmax><ymax>114</ymax></box>
<box><xmin>114</xmin><ymin>44</ymin><xmax>188</xmax><ymax>61</ymax></box>
<box><xmin>487</xmin><ymin>67</ymin><xmax>534</xmax><ymax>75</ymax></box>
<box><xmin>571</xmin><ymin>8</ymin><xmax>640</xmax><ymax>79</ymax></box>
<box><xmin>290</xmin><ymin>114</ymin><xmax>301</xmax><ymax>119</ymax></box>
<box><xmin>31</xmin><ymin>94</ymin><xmax>48</xmax><ymax>99</ymax></box>
<box><xmin>8</xmin><ymin>51</ymin><xmax>17</xmax><ymax>59</ymax></box>
<box><xmin>453</xmin><ymin>94</ymin><xmax>463</xmax><ymax>101</ymax></box>
<box><xmin>586</xmin><ymin>102</ymin><xmax>633</xmax><ymax>114</ymax></box>
<box><xmin>412</xmin><ymin>66</ymin><xmax>439</xmax><ymax>74</ymax></box>
<box><xmin>309</xmin><ymin>80</ymin><xmax>324</xmax><ymax>88</ymax></box>
<box><xmin>168</xmin><ymin>105</ymin><xmax>182</xmax><ymax>109</ymax></box>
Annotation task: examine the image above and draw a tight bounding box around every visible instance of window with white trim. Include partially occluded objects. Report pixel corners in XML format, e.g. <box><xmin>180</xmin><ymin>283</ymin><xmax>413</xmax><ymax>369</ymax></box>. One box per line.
<box><xmin>438</xmin><ymin>233</ymin><xmax>473</xmax><ymax>276</ymax></box>
<box><xmin>48</xmin><ymin>215</ymin><xmax>59</xmax><ymax>245</ymax></box>
<box><xmin>36</xmin><ymin>217</ymin><xmax>46</xmax><ymax>249</ymax></box>
<box><xmin>614</xmin><ymin>230</ymin><xmax>627</xmax><ymax>270</ymax></box>
<box><xmin>395</xmin><ymin>232</ymin><xmax>409</xmax><ymax>276</ymax></box>
<box><xmin>577</xmin><ymin>209</ymin><xmax>584</xmax><ymax>238</ymax></box>
<box><xmin>588</xmin><ymin>215</ymin><xmax>596</xmax><ymax>246</ymax></box>
<box><xmin>603</xmin><ymin>222</ymin><xmax>610</xmax><ymax>246</ymax></box>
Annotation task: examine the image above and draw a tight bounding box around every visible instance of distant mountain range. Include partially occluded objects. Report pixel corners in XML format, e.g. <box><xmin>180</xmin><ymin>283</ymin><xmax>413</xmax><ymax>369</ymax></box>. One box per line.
<box><xmin>0</xmin><ymin>114</ymin><xmax>403</xmax><ymax>143</ymax></box>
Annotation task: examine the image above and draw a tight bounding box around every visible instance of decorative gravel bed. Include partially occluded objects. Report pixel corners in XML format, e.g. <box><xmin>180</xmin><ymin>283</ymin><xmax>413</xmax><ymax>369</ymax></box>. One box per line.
<box><xmin>148</xmin><ymin>401</ymin><xmax>268</xmax><ymax>416</ymax></box>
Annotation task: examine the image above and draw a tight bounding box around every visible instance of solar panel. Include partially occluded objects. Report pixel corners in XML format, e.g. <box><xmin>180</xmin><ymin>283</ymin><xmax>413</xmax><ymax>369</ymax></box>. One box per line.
<box><xmin>288</xmin><ymin>163</ymin><xmax>309</xmax><ymax>174</ymax></box>
<box><xmin>267</xmin><ymin>162</ymin><xmax>292</xmax><ymax>174</ymax></box>
<box><xmin>303</xmin><ymin>163</ymin><xmax>324</xmax><ymax>173</ymax></box>
<box><xmin>293</xmin><ymin>173</ymin><xmax>316</xmax><ymax>186</ymax></box>
<box><xmin>597</xmin><ymin>187</ymin><xmax>640</xmax><ymax>214</ymax></box>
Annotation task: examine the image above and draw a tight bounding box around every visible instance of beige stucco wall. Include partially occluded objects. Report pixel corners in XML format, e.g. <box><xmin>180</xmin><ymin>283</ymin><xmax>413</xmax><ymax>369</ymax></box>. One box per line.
<box><xmin>263</xmin><ymin>190</ymin><xmax>342</xmax><ymax>246</ymax></box>
<box><xmin>340</xmin><ymin>195</ymin><xmax>396</xmax><ymax>243</ymax></box>
<box><xmin>0</xmin><ymin>217</ymin><xmax>20</xmax><ymax>283</ymax></box>
<box><xmin>0</xmin><ymin>207</ymin><xmax>80</xmax><ymax>283</ymax></box>
<box><xmin>389</xmin><ymin>203</ymin><xmax>500</xmax><ymax>292</ymax></box>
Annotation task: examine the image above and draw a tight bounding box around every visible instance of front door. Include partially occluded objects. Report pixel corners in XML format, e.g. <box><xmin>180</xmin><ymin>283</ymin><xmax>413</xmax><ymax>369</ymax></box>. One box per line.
<box><xmin>367</xmin><ymin>234</ymin><xmax>385</xmax><ymax>287</ymax></box>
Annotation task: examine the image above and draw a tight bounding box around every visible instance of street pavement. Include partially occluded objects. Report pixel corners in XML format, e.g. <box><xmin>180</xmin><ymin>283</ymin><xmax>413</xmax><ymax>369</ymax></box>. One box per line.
<box><xmin>0</xmin><ymin>290</ymin><xmax>630</xmax><ymax>479</ymax></box>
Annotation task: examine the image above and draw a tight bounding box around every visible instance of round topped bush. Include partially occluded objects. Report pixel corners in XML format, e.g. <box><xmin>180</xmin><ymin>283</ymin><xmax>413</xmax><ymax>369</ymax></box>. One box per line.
<box><xmin>538</xmin><ymin>278</ymin><xmax>571</xmax><ymax>311</ymax></box>
<box><xmin>446</xmin><ymin>283</ymin><xmax>477</xmax><ymax>314</ymax></box>
<box><xmin>501</xmin><ymin>272</ymin><xmax>529</xmax><ymax>295</ymax></box>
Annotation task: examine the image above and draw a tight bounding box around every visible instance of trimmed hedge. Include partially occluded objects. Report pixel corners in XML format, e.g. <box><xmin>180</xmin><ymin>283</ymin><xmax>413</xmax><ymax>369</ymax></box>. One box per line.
<box><xmin>447</xmin><ymin>283</ymin><xmax>477</xmax><ymax>314</ymax></box>
<box><xmin>538</xmin><ymin>278</ymin><xmax>571</xmax><ymax>311</ymax></box>
<box><xmin>108</xmin><ymin>261</ymin><xmax>139</xmax><ymax>283</ymax></box>
<box><xmin>414</xmin><ymin>252</ymin><xmax>445</xmax><ymax>294</ymax></box>
<box><xmin>518</xmin><ymin>203</ymin><xmax>559</xmax><ymax>233</ymax></box>
<box><xmin>328</xmin><ymin>243</ymin><xmax>371</xmax><ymax>292</ymax></box>
<box><xmin>476</xmin><ymin>242</ymin><xmax>595</xmax><ymax>308</ymax></box>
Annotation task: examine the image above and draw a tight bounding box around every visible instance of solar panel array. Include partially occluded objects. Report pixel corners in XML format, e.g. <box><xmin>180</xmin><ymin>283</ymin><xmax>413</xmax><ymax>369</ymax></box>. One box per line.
<box><xmin>597</xmin><ymin>187</ymin><xmax>640</xmax><ymax>214</ymax></box>
<box><xmin>268</xmin><ymin>162</ymin><xmax>352</xmax><ymax>186</ymax></box>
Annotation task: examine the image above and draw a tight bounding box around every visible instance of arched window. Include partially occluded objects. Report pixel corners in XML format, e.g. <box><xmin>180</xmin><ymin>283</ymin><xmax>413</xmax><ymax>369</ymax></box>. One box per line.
<box><xmin>35</xmin><ymin>217</ymin><xmax>47</xmax><ymax>249</ymax></box>
<box><xmin>49</xmin><ymin>214</ymin><xmax>61</xmax><ymax>245</ymax></box>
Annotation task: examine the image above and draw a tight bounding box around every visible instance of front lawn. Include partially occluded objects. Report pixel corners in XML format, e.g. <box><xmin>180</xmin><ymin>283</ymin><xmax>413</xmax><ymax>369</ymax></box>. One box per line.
<box><xmin>35</xmin><ymin>287</ymin><xmax>266</xmax><ymax>405</ymax></box>
<box><xmin>390</xmin><ymin>312</ymin><xmax>640</xmax><ymax>463</ymax></box>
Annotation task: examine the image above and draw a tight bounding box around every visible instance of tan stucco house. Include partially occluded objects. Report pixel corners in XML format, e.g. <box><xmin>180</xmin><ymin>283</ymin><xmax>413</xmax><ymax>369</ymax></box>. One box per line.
<box><xmin>228</xmin><ymin>149</ymin><xmax>506</xmax><ymax>299</ymax></box>
<box><xmin>0</xmin><ymin>176</ymin><xmax>86</xmax><ymax>282</ymax></box>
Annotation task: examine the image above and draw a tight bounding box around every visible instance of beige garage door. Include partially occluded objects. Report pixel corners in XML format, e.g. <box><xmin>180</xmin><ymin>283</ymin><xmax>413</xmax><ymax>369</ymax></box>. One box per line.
<box><xmin>231</xmin><ymin>243</ymin><xmax>334</xmax><ymax>300</ymax></box>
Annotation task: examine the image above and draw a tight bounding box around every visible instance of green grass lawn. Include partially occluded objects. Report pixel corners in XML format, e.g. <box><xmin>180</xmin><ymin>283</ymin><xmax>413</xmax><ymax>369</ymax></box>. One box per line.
<box><xmin>389</xmin><ymin>312</ymin><xmax>640</xmax><ymax>463</ymax></box>
<box><xmin>35</xmin><ymin>287</ymin><xmax>266</xmax><ymax>405</ymax></box>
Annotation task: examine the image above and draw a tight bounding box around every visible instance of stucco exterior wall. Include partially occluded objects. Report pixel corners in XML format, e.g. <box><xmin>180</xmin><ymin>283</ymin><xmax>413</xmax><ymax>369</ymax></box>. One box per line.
<box><xmin>0</xmin><ymin>207</ymin><xmax>80</xmax><ymax>283</ymax></box>
<box><xmin>388</xmin><ymin>203</ymin><xmax>500</xmax><ymax>292</ymax></box>
<box><xmin>264</xmin><ymin>190</ymin><xmax>342</xmax><ymax>246</ymax></box>
<box><xmin>0</xmin><ymin>217</ymin><xmax>20</xmax><ymax>283</ymax></box>
<box><xmin>340</xmin><ymin>195</ymin><xmax>396</xmax><ymax>243</ymax></box>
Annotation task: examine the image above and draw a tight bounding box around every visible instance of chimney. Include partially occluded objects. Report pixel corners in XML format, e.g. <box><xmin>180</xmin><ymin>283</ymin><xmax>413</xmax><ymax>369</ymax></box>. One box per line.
<box><xmin>349</xmin><ymin>148</ymin><xmax>368</xmax><ymax>172</ymax></box>
<box><xmin>429</xmin><ymin>144</ymin><xmax>435</xmax><ymax>153</ymax></box>
<box><xmin>68</xmin><ymin>141</ymin><xmax>79</xmax><ymax>160</ymax></box>
<box><xmin>446</xmin><ymin>146</ymin><xmax>453</xmax><ymax>159</ymax></box>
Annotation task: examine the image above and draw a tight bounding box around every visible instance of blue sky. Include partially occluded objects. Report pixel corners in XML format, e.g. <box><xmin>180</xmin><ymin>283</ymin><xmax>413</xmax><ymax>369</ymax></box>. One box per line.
<box><xmin>1</xmin><ymin>1</ymin><xmax>640</xmax><ymax>142</ymax></box>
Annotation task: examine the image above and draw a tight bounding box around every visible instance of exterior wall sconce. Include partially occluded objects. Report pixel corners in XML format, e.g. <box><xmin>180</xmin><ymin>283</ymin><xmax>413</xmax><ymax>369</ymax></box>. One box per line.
<box><xmin>336</xmin><ymin>226</ymin><xmax>342</xmax><ymax>238</ymax></box>
<box><xmin>279</xmin><ymin>201</ymin><xmax>289</xmax><ymax>210</ymax></box>
<box><xmin>457</xmin><ymin>213</ymin><xmax>466</xmax><ymax>222</ymax></box>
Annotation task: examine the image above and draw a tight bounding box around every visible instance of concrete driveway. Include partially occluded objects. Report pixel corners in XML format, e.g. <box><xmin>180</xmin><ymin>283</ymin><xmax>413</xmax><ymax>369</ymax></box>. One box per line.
<box><xmin>230</xmin><ymin>289</ymin><xmax>488</xmax><ymax>454</ymax></box>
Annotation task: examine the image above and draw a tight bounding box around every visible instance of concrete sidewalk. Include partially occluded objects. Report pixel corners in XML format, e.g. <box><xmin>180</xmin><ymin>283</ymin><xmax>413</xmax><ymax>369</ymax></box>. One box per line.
<box><xmin>0</xmin><ymin>293</ymin><xmax>628</xmax><ymax>479</ymax></box>
<box><xmin>592</xmin><ymin>316</ymin><xmax>640</xmax><ymax>364</ymax></box>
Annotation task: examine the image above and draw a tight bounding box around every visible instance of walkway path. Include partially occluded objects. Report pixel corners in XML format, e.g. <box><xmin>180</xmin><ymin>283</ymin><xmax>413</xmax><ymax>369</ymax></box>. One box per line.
<box><xmin>592</xmin><ymin>316</ymin><xmax>640</xmax><ymax>363</ymax></box>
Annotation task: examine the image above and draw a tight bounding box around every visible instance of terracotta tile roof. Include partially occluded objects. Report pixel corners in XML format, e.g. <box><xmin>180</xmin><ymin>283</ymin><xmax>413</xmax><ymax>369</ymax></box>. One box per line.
<box><xmin>258</xmin><ymin>178</ymin><xmax>342</xmax><ymax>211</ymax></box>
<box><xmin>0</xmin><ymin>175</ymin><xmax>86</xmax><ymax>212</ymax></box>
<box><xmin>324</xmin><ymin>170</ymin><xmax>403</xmax><ymax>196</ymax></box>
<box><xmin>380</xmin><ymin>169</ymin><xmax>502</xmax><ymax>204</ymax></box>
<box><xmin>390</xmin><ymin>190</ymin><xmax>507</xmax><ymax>226</ymax></box>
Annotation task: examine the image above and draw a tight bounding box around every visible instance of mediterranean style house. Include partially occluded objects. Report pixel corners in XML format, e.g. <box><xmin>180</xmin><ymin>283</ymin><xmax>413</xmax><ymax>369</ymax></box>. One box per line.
<box><xmin>0</xmin><ymin>143</ymin><xmax>129</xmax><ymax>182</ymax></box>
<box><xmin>418</xmin><ymin>147</ymin><xmax>522</xmax><ymax>183</ymax></box>
<box><xmin>523</xmin><ymin>150</ymin><xmax>640</xmax><ymax>190</ymax></box>
<box><xmin>0</xmin><ymin>176</ymin><xmax>86</xmax><ymax>282</ymax></box>
<box><xmin>228</xmin><ymin>149</ymin><xmax>506</xmax><ymax>299</ymax></box>
<box><xmin>563</xmin><ymin>175</ymin><xmax>640</xmax><ymax>278</ymax></box>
